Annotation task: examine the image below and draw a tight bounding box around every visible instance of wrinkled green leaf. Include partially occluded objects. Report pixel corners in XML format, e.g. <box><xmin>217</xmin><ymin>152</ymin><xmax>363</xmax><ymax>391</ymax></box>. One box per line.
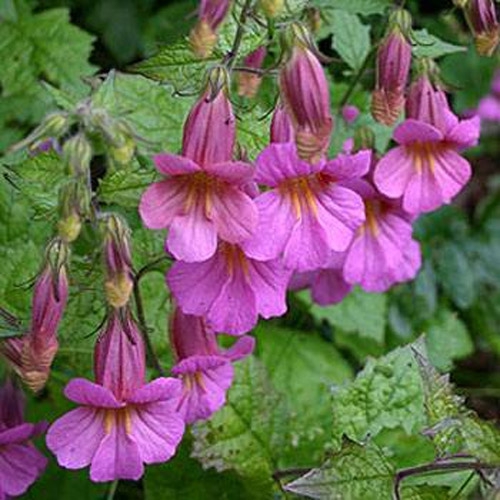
<box><xmin>412</xmin><ymin>30</ymin><xmax>466</xmax><ymax>59</ymax></box>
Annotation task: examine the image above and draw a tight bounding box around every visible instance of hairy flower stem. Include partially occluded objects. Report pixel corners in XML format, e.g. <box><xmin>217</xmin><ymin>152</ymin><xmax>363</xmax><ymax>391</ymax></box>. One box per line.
<box><xmin>106</xmin><ymin>480</ymin><xmax>119</xmax><ymax>500</ymax></box>
<box><xmin>132</xmin><ymin>279</ymin><xmax>165</xmax><ymax>376</ymax></box>
<box><xmin>225</xmin><ymin>0</ymin><xmax>255</xmax><ymax>70</ymax></box>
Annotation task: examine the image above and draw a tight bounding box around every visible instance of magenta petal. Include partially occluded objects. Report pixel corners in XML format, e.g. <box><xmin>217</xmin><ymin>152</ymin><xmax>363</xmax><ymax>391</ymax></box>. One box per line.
<box><xmin>288</xmin><ymin>271</ymin><xmax>315</xmax><ymax>291</ymax></box>
<box><xmin>128</xmin><ymin>402</ymin><xmax>185</xmax><ymax>463</ymax></box>
<box><xmin>393</xmin><ymin>240</ymin><xmax>422</xmax><ymax>282</ymax></box>
<box><xmin>374</xmin><ymin>146</ymin><xmax>414</xmax><ymax>199</ymax></box>
<box><xmin>167</xmin><ymin>254</ymin><xmax>228</xmax><ymax>317</ymax></box>
<box><xmin>316</xmin><ymin>184</ymin><xmax>365</xmax><ymax>253</ymax></box>
<box><xmin>446</xmin><ymin>116</ymin><xmax>480</xmax><ymax>149</ymax></box>
<box><xmin>223</xmin><ymin>335</ymin><xmax>255</xmax><ymax>361</ymax></box>
<box><xmin>90</xmin><ymin>423</ymin><xmax>143</xmax><ymax>482</ymax></box>
<box><xmin>210</xmin><ymin>187</ymin><xmax>258</xmax><ymax>243</ymax></box>
<box><xmin>0</xmin><ymin>444</ymin><xmax>47</xmax><ymax>497</ymax></box>
<box><xmin>167</xmin><ymin>201</ymin><xmax>218</xmax><ymax>262</ymax></box>
<box><xmin>323</xmin><ymin>150</ymin><xmax>372</xmax><ymax>180</ymax></box>
<box><xmin>242</xmin><ymin>190</ymin><xmax>295</xmax><ymax>261</ymax></box>
<box><xmin>393</xmin><ymin>119</ymin><xmax>443</xmax><ymax>145</ymax></box>
<box><xmin>139</xmin><ymin>179</ymin><xmax>188</xmax><ymax>230</ymax></box>
<box><xmin>255</xmin><ymin>143</ymin><xmax>320</xmax><ymax>187</ymax></box>
<box><xmin>172</xmin><ymin>355</ymin><xmax>234</xmax><ymax>424</ymax></box>
<box><xmin>205</xmin><ymin>161</ymin><xmax>255</xmax><ymax>185</ymax></box>
<box><xmin>478</xmin><ymin>95</ymin><xmax>500</xmax><ymax>121</ymax></box>
<box><xmin>127</xmin><ymin>378</ymin><xmax>182</xmax><ymax>406</ymax></box>
<box><xmin>0</xmin><ymin>424</ymin><xmax>37</xmax><ymax>446</ymax></box>
<box><xmin>312</xmin><ymin>268</ymin><xmax>352</xmax><ymax>305</ymax></box>
<box><xmin>433</xmin><ymin>149</ymin><xmax>472</xmax><ymax>201</ymax></box>
<box><xmin>153</xmin><ymin>153</ymin><xmax>200</xmax><ymax>176</ymax></box>
<box><xmin>46</xmin><ymin>407</ymin><xmax>105</xmax><ymax>470</ymax></box>
<box><xmin>64</xmin><ymin>379</ymin><xmax>121</xmax><ymax>409</ymax></box>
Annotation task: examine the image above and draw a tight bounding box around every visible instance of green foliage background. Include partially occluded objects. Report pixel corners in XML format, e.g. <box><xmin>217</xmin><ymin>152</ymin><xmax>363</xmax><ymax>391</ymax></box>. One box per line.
<box><xmin>1</xmin><ymin>0</ymin><xmax>500</xmax><ymax>499</ymax></box>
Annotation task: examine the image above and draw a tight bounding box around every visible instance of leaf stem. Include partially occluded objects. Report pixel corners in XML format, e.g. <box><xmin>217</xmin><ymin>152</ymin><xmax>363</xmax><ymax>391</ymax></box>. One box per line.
<box><xmin>225</xmin><ymin>0</ymin><xmax>255</xmax><ymax>70</ymax></box>
<box><xmin>106</xmin><ymin>480</ymin><xmax>119</xmax><ymax>500</ymax></box>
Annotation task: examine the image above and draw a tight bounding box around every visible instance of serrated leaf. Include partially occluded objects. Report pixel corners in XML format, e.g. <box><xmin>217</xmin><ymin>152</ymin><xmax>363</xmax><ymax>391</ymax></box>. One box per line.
<box><xmin>332</xmin><ymin>346</ymin><xmax>426</xmax><ymax>445</ymax></box>
<box><xmin>236</xmin><ymin>106</ymin><xmax>272</xmax><ymax>160</ymax></box>
<box><xmin>425</xmin><ymin>309</ymin><xmax>473</xmax><ymax>372</ymax></box>
<box><xmin>330</xmin><ymin>11</ymin><xmax>371</xmax><ymax>70</ymax></box>
<box><xmin>285</xmin><ymin>440</ymin><xmax>395</xmax><ymax>500</ymax></box>
<box><xmin>412</xmin><ymin>30</ymin><xmax>466</xmax><ymax>59</ymax></box>
<box><xmin>311</xmin><ymin>287</ymin><xmax>387</xmax><ymax>344</ymax></box>
<box><xmin>191</xmin><ymin>357</ymin><xmax>286</xmax><ymax>498</ymax></box>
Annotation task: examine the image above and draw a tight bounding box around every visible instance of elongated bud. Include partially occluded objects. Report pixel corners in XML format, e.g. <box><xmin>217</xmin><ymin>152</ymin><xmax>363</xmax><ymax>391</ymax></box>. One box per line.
<box><xmin>103</xmin><ymin>215</ymin><xmax>134</xmax><ymax>309</ymax></box>
<box><xmin>237</xmin><ymin>46</ymin><xmax>267</xmax><ymax>98</ymax></box>
<box><xmin>94</xmin><ymin>309</ymin><xmax>146</xmax><ymax>400</ymax></box>
<box><xmin>57</xmin><ymin>179</ymin><xmax>90</xmax><ymax>243</ymax></box>
<box><xmin>259</xmin><ymin>0</ymin><xmax>284</xmax><ymax>18</ymax></box>
<box><xmin>465</xmin><ymin>0</ymin><xmax>500</xmax><ymax>56</ymax></box>
<box><xmin>0</xmin><ymin>376</ymin><xmax>25</xmax><ymax>428</ymax></box>
<box><xmin>270</xmin><ymin>103</ymin><xmax>295</xmax><ymax>143</ymax></box>
<box><xmin>63</xmin><ymin>133</ymin><xmax>93</xmax><ymax>176</ymax></box>
<box><xmin>183</xmin><ymin>67</ymin><xmax>235</xmax><ymax>166</ymax></box>
<box><xmin>190</xmin><ymin>0</ymin><xmax>231</xmax><ymax>58</ymax></box>
<box><xmin>280</xmin><ymin>24</ymin><xmax>333</xmax><ymax>163</ymax></box>
<box><xmin>372</xmin><ymin>11</ymin><xmax>412</xmax><ymax>126</ymax></box>
<box><xmin>106</xmin><ymin>120</ymin><xmax>136</xmax><ymax>166</ymax></box>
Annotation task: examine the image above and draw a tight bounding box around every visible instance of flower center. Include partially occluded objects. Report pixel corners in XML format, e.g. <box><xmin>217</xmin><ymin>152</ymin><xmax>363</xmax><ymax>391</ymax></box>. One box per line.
<box><xmin>220</xmin><ymin>243</ymin><xmax>250</xmax><ymax>279</ymax></box>
<box><xmin>279</xmin><ymin>175</ymin><xmax>320</xmax><ymax>219</ymax></box>
<box><xmin>408</xmin><ymin>141</ymin><xmax>441</xmax><ymax>174</ymax></box>
<box><xmin>104</xmin><ymin>407</ymin><xmax>132</xmax><ymax>435</ymax></box>
<box><xmin>184</xmin><ymin>172</ymin><xmax>220</xmax><ymax>216</ymax></box>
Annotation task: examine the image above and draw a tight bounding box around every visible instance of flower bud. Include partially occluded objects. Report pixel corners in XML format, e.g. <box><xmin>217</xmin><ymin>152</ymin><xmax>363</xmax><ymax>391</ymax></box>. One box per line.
<box><xmin>259</xmin><ymin>0</ymin><xmax>284</xmax><ymax>18</ymax></box>
<box><xmin>237</xmin><ymin>47</ymin><xmax>267</xmax><ymax>98</ymax></box>
<box><xmin>94</xmin><ymin>309</ymin><xmax>146</xmax><ymax>401</ymax></box>
<box><xmin>270</xmin><ymin>103</ymin><xmax>295</xmax><ymax>143</ymax></box>
<box><xmin>190</xmin><ymin>0</ymin><xmax>231</xmax><ymax>58</ymax></box>
<box><xmin>465</xmin><ymin>0</ymin><xmax>500</xmax><ymax>56</ymax></box>
<box><xmin>102</xmin><ymin>215</ymin><xmax>134</xmax><ymax>309</ymax></box>
<box><xmin>183</xmin><ymin>67</ymin><xmax>235</xmax><ymax>166</ymax></box>
<box><xmin>107</xmin><ymin>121</ymin><xmax>136</xmax><ymax>165</ymax></box>
<box><xmin>342</xmin><ymin>105</ymin><xmax>360</xmax><ymax>125</ymax></box>
<box><xmin>353</xmin><ymin>126</ymin><xmax>376</xmax><ymax>152</ymax></box>
<box><xmin>371</xmin><ymin>13</ymin><xmax>412</xmax><ymax>126</ymax></box>
<box><xmin>280</xmin><ymin>25</ymin><xmax>333</xmax><ymax>163</ymax></box>
<box><xmin>57</xmin><ymin>179</ymin><xmax>90</xmax><ymax>243</ymax></box>
<box><xmin>63</xmin><ymin>133</ymin><xmax>93</xmax><ymax>176</ymax></box>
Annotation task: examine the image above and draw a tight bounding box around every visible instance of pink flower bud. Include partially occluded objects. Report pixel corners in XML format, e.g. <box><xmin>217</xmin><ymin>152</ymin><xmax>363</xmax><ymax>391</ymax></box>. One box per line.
<box><xmin>279</xmin><ymin>42</ymin><xmax>333</xmax><ymax>163</ymax></box>
<box><xmin>94</xmin><ymin>309</ymin><xmax>146</xmax><ymax>401</ymax></box>
<box><xmin>372</xmin><ymin>28</ymin><xmax>412</xmax><ymax>126</ymax></box>
<box><xmin>342</xmin><ymin>105</ymin><xmax>360</xmax><ymax>125</ymax></box>
<box><xmin>270</xmin><ymin>103</ymin><xmax>295</xmax><ymax>143</ymax></box>
<box><xmin>182</xmin><ymin>69</ymin><xmax>235</xmax><ymax>166</ymax></box>
<box><xmin>237</xmin><ymin>46</ymin><xmax>267</xmax><ymax>98</ymax></box>
<box><xmin>466</xmin><ymin>0</ymin><xmax>500</xmax><ymax>56</ymax></box>
<box><xmin>190</xmin><ymin>0</ymin><xmax>232</xmax><ymax>58</ymax></box>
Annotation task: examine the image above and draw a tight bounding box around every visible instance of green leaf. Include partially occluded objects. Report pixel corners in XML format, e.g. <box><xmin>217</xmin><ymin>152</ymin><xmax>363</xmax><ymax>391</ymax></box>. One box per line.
<box><xmin>425</xmin><ymin>309</ymin><xmax>473</xmax><ymax>372</ymax></box>
<box><xmin>412</xmin><ymin>30</ymin><xmax>466</xmax><ymax>59</ymax></box>
<box><xmin>310</xmin><ymin>287</ymin><xmax>387</xmax><ymax>344</ymax></box>
<box><xmin>331</xmin><ymin>345</ymin><xmax>426</xmax><ymax>446</ymax></box>
<box><xmin>191</xmin><ymin>357</ymin><xmax>286</xmax><ymax>498</ymax></box>
<box><xmin>330</xmin><ymin>11</ymin><xmax>371</xmax><ymax>71</ymax></box>
<box><xmin>314</xmin><ymin>0</ymin><xmax>391</xmax><ymax>16</ymax></box>
<box><xmin>285</xmin><ymin>439</ymin><xmax>395</xmax><ymax>500</ymax></box>
<box><xmin>236</xmin><ymin>106</ymin><xmax>272</xmax><ymax>160</ymax></box>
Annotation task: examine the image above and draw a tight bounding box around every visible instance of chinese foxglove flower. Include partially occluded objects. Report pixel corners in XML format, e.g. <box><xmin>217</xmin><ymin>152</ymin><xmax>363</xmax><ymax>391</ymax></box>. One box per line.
<box><xmin>140</xmin><ymin>72</ymin><xmax>258</xmax><ymax>263</ymax></box>
<box><xmin>167</xmin><ymin>242</ymin><xmax>291</xmax><ymax>335</ymax></box>
<box><xmin>466</xmin><ymin>0</ymin><xmax>500</xmax><ymax>56</ymax></box>
<box><xmin>170</xmin><ymin>307</ymin><xmax>254</xmax><ymax>423</ymax></box>
<box><xmin>374</xmin><ymin>75</ymin><xmax>480</xmax><ymax>214</ymax></box>
<box><xmin>243</xmin><ymin>143</ymin><xmax>370</xmax><ymax>272</ymax></box>
<box><xmin>280</xmin><ymin>26</ymin><xmax>333</xmax><ymax>163</ymax></box>
<box><xmin>0</xmin><ymin>378</ymin><xmax>47</xmax><ymax>499</ymax></box>
<box><xmin>46</xmin><ymin>310</ymin><xmax>185</xmax><ymax>482</ymax></box>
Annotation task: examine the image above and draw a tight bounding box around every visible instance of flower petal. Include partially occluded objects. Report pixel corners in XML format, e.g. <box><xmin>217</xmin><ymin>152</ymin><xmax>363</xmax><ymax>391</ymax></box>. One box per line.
<box><xmin>446</xmin><ymin>116</ymin><xmax>480</xmax><ymax>150</ymax></box>
<box><xmin>393</xmin><ymin>119</ymin><xmax>443</xmax><ymax>145</ymax></box>
<box><xmin>312</xmin><ymin>268</ymin><xmax>352</xmax><ymax>306</ymax></box>
<box><xmin>0</xmin><ymin>424</ymin><xmax>37</xmax><ymax>446</ymax></box>
<box><xmin>374</xmin><ymin>146</ymin><xmax>414</xmax><ymax>199</ymax></box>
<box><xmin>153</xmin><ymin>153</ymin><xmax>200</xmax><ymax>176</ymax></box>
<box><xmin>323</xmin><ymin>150</ymin><xmax>372</xmax><ymax>180</ymax></box>
<box><xmin>205</xmin><ymin>161</ymin><xmax>255</xmax><ymax>185</ymax></box>
<box><xmin>139</xmin><ymin>179</ymin><xmax>189</xmax><ymax>230</ymax></box>
<box><xmin>64</xmin><ymin>379</ymin><xmax>121</xmax><ymax>409</ymax></box>
<box><xmin>127</xmin><ymin>378</ymin><xmax>182</xmax><ymax>406</ymax></box>
<box><xmin>46</xmin><ymin>407</ymin><xmax>105</xmax><ymax>470</ymax></box>
<box><xmin>222</xmin><ymin>335</ymin><xmax>255</xmax><ymax>362</ymax></box>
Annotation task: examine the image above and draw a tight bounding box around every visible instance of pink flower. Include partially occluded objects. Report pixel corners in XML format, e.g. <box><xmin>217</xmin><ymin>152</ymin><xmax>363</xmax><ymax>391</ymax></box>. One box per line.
<box><xmin>46</xmin><ymin>310</ymin><xmax>185</xmax><ymax>482</ymax></box>
<box><xmin>280</xmin><ymin>39</ymin><xmax>333</xmax><ymax>163</ymax></box>
<box><xmin>170</xmin><ymin>307</ymin><xmax>254</xmax><ymax>423</ymax></box>
<box><xmin>270</xmin><ymin>103</ymin><xmax>295</xmax><ymax>144</ymax></box>
<box><xmin>243</xmin><ymin>143</ymin><xmax>370</xmax><ymax>272</ymax></box>
<box><xmin>342</xmin><ymin>105</ymin><xmax>360</xmax><ymax>125</ymax></box>
<box><xmin>466</xmin><ymin>0</ymin><xmax>500</xmax><ymax>56</ymax></box>
<box><xmin>237</xmin><ymin>46</ymin><xmax>267</xmax><ymax>98</ymax></box>
<box><xmin>372</xmin><ymin>19</ymin><xmax>412</xmax><ymax>126</ymax></box>
<box><xmin>139</xmin><ymin>80</ymin><xmax>258</xmax><ymax>263</ymax></box>
<box><xmin>374</xmin><ymin>76</ymin><xmax>480</xmax><ymax>214</ymax></box>
<box><xmin>1</xmin><ymin>240</ymin><xmax>69</xmax><ymax>393</ymax></box>
<box><xmin>342</xmin><ymin>180</ymin><xmax>421</xmax><ymax>292</ymax></box>
<box><xmin>167</xmin><ymin>241</ymin><xmax>291</xmax><ymax>335</ymax></box>
<box><xmin>0</xmin><ymin>378</ymin><xmax>48</xmax><ymax>499</ymax></box>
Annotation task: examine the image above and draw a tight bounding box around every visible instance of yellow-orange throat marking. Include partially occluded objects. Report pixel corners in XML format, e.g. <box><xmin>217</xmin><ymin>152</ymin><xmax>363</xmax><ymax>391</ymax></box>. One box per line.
<box><xmin>104</xmin><ymin>407</ymin><xmax>133</xmax><ymax>435</ymax></box>
<box><xmin>280</xmin><ymin>176</ymin><xmax>319</xmax><ymax>219</ymax></box>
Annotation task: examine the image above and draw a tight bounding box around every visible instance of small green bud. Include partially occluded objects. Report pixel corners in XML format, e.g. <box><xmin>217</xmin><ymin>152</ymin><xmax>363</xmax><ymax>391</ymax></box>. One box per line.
<box><xmin>63</xmin><ymin>133</ymin><xmax>93</xmax><ymax>176</ymax></box>
<box><xmin>259</xmin><ymin>0</ymin><xmax>284</xmax><ymax>18</ymax></box>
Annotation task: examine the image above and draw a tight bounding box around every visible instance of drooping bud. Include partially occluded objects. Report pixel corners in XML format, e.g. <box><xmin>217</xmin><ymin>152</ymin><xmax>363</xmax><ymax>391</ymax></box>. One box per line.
<box><xmin>63</xmin><ymin>133</ymin><xmax>93</xmax><ymax>177</ymax></box>
<box><xmin>465</xmin><ymin>0</ymin><xmax>500</xmax><ymax>56</ymax></box>
<box><xmin>94</xmin><ymin>308</ymin><xmax>146</xmax><ymax>401</ymax></box>
<box><xmin>106</xmin><ymin>120</ymin><xmax>136</xmax><ymax>166</ymax></box>
<box><xmin>280</xmin><ymin>24</ymin><xmax>333</xmax><ymax>163</ymax></box>
<box><xmin>270</xmin><ymin>103</ymin><xmax>295</xmax><ymax>143</ymax></box>
<box><xmin>259</xmin><ymin>0</ymin><xmax>284</xmax><ymax>18</ymax></box>
<box><xmin>237</xmin><ymin>46</ymin><xmax>267</xmax><ymax>98</ymax></box>
<box><xmin>371</xmin><ymin>10</ymin><xmax>412</xmax><ymax>126</ymax></box>
<box><xmin>57</xmin><ymin>179</ymin><xmax>91</xmax><ymax>243</ymax></box>
<box><xmin>190</xmin><ymin>0</ymin><xmax>232</xmax><ymax>59</ymax></box>
<box><xmin>102</xmin><ymin>215</ymin><xmax>134</xmax><ymax>309</ymax></box>
<box><xmin>182</xmin><ymin>67</ymin><xmax>236</xmax><ymax>166</ymax></box>
<box><xmin>342</xmin><ymin>105</ymin><xmax>360</xmax><ymax>125</ymax></box>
